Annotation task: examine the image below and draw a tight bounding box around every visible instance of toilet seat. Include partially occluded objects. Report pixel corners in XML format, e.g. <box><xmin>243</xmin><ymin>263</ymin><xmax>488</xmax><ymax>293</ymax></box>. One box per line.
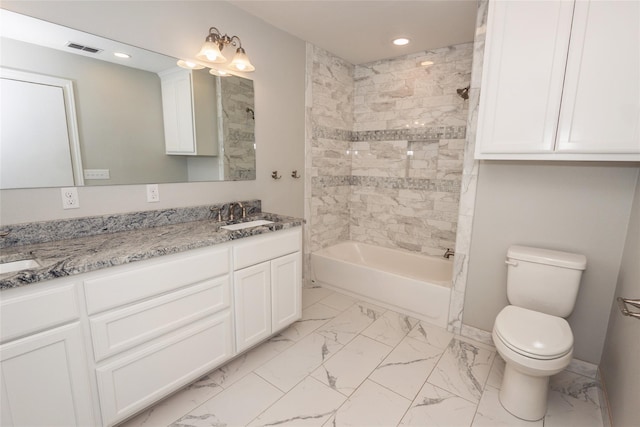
<box><xmin>494</xmin><ymin>306</ymin><xmax>573</xmax><ymax>360</ymax></box>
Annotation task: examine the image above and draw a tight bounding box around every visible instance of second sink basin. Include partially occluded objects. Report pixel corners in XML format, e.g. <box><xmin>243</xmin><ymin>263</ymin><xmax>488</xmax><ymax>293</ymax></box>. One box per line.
<box><xmin>0</xmin><ymin>259</ymin><xmax>41</xmax><ymax>275</ymax></box>
<box><xmin>221</xmin><ymin>220</ymin><xmax>274</xmax><ymax>231</ymax></box>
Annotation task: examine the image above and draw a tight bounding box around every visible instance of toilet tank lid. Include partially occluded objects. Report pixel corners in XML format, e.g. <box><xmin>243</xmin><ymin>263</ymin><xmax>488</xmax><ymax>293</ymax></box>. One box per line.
<box><xmin>507</xmin><ymin>245</ymin><xmax>587</xmax><ymax>270</ymax></box>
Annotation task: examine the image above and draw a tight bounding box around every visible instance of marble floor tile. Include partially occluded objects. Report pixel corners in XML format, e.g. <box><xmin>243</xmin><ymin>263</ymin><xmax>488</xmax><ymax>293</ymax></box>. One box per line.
<box><xmin>279</xmin><ymin>302</ymin><xmax>341</xmax><ymax>342</ymax></box>
<box><xmin>255</xmin><ymin>332</ymin><xmax>342</xmax><ymax>392</ymax></box>
<box><xmin>470</xmin><ymin>385</ymin><xmax>542</xmax><ymax>427</ymax></box>
<box><xmin>120</xmin><ymin>374</ymin><xmax>224</xmax><ymax>427</ymax></box>
<box><xmin>544</xmin><ymin>389</ymin><xmax>604</xmax><ymax>427</ymax></box>
<box><xmin>399</xmin><ymin>382</ymin><xmax>478</xmax><ymax>427</ymax></box>
<box><xmin>248</xmin><ymin>377</ymin><xmax>346</xmax><ymax>427</ymax></box>
<box><xmin>170</xmin><ymin>373</ymin><xmax>282</xmax><ymax>427</ymax></box>
<box><xmin>123</xmin><ymin>287</ymin><xmax>603</xmax><ymax>427</ymax></box>
<box><xmin>550</xmin><ymin>370</ymin><xmax>601</xmax><ymax>406</ymax></box>
<box><xmin>317</xmin><ymin>291</ymin><xmax>358</xmax><ymax>311</ymax></box>
<box><xmin>317</xmin><ymin>301</ymin><xmax>386</xmax><ymax>345</ymax></box>
<box><xmin>311</xmin><ymin>335</ymin><xmax>392</xmax><ymax>396</ymax></box>
<box><xmin>407</xmin><ymin>320</ymin><xmax>454</xmax><ymax>350</ymax></box>
<box><xmin>362</xmin><ymin>310</ymin><xmax>419</xmax><ymax>347</ymax></box>
<box><xmin>331</xmin><ymin>380</ymin><xmax>411</xmax><ymax>427</ymax></box>
<box><xmin>427</xmin><ymin>338</ymin><xmax>495</xmax><ymax>403</ymax></box>
<box><xmin>208</xmin><ymin>334</ymin><xmax>295</xmax><ymax>389</ymax></box>
<box><xmin>303</xmin><ymin>286</ymin><xmax>335</xmax><ymax>308</ymax></box>
<box><xmin>369</xmin><ymin>336</ymin><xmax>445</xmax><ymax>400</ymax></box>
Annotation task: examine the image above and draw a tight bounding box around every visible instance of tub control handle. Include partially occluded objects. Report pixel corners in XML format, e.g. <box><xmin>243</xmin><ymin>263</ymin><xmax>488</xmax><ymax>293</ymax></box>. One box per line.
<box><xmin>505</xmin><ymin>260</ymin><xmax>518</xmax><ymax>267</ymax></box>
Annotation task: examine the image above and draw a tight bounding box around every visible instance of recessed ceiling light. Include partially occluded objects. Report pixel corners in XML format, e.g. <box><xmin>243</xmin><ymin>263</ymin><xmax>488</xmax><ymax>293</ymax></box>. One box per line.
<box><xmin>392</xmin><ymin>38</ymin><xmax>410</xmax><ymax>46</ymax></box>
<box><xmin>421</xmin><ymin>60</ymin><xmax>434</xmax><ymax>67</ymax></box>
<box><xmin>113</xmin><ymin>52</ymin><xmax>130</xmax><ymax>59</ymax></box>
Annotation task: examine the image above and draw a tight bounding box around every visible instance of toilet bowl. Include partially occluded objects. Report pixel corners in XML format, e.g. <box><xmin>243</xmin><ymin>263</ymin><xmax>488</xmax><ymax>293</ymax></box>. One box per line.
<box><xmin>492</xmin><ymin>305</ymin><xmax>574</xmax><ymax>421</ymax></box>
<box><xmin>492</xmin><ymin>245</ymin><xmax>586</xmax><ymax>421</ymax></box>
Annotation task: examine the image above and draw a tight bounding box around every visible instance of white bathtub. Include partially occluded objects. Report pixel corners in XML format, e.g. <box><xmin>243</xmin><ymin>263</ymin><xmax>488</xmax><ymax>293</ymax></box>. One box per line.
<box><xmin>311</xmin><ymin>241</ymin><xmax>453</xmax><ymax>328</ymax></box>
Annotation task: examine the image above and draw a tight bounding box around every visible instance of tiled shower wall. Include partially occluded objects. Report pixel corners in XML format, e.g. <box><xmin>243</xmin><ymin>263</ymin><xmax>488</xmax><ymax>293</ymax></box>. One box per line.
<box><xmin>305</xmin><ymin>42</ymin><xmax>473</xmax><ymax>267</ymax></box>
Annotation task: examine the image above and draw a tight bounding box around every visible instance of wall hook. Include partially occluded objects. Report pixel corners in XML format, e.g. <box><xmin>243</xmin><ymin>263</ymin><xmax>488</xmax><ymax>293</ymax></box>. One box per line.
<box><xmin>291</xmin><ymin>170</ymin><xmax>301</xmax><ymax>179</ymax></box>
<box><xmin>271</xmin><ymin>171</ymin><xmax>282</xmax><ymax>180</ymax></box>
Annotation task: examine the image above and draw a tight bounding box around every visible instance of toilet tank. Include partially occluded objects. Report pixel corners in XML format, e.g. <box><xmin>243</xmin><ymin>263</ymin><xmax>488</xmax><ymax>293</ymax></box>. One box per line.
<box><xmin>506</xmin><ymin>245</ymin><xmax>587</xmax><ymax>317</ymax></box>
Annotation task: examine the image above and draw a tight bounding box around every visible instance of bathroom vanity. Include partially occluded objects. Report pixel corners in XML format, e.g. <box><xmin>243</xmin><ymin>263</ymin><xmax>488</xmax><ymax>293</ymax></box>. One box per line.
<box><xmin>0</xmin><ymin>206</ymin><xmax>302</xmax><ymax>426</ymax></box>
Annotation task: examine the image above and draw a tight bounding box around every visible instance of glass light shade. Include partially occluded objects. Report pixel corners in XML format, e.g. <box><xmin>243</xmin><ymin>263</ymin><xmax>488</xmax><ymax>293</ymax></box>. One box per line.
<box><xmin>177</xmin><ymin>60</ymin><xmax>205</xmax><ymax>70</ymax></box>
<box><xmin>228</xmin><ymin>47</ymin><xmax>255</xmax><ymax>72</ymax></box>
<box><xmin>196</xmin><ymin>40</ymin><xmax>226</xmax><ymax>63</ymax></box>
<box><xmin>209</xmin><ymin>68</ymin><xmax>230</xmax><ymax>77</ymax></box>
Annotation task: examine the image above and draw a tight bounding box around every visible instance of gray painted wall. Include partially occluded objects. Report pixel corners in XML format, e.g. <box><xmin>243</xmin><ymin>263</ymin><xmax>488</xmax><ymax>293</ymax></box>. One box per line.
<box><xmin>600</xmin><ymin>174</ymin><xmax>640</xmax><ymax>426</ymax></box>
<box><xmin>0</xmin><ymin>0</ymin><xmax>305</xmax><ymax>223</ymax></box>
<box><xmin>463</xmin><ymin>161</ymin><xmax>639</xmax><ymax>364</ymax></box>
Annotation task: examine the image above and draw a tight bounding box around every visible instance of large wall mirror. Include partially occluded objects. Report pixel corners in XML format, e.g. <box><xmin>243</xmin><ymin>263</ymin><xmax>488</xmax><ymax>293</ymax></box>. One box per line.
<box><xmin>0</xmin><ymin>9</ymin><xmax>256</xmax><ymax>190</ymax></box>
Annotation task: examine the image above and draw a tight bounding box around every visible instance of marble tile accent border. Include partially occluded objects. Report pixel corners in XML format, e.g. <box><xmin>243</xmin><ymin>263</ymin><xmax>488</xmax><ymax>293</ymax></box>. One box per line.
<box><xmin>0</xmin><ymin>200</ymin><xmax>261</xmax><ymax>249</ymax></box>
<box><xmin>311</xmin><ymin>124</ymin><xmax>467</xmax><ymax>142</ymax></box>
<box><xmin>460</xmin><ymin>324</ymin><xmax>494</xmax><ymax>347</ymax></box>
<box><xmin>311</xmin><ymin>176</ymin><xmax>461</xmax><ymax>194</ymax></box>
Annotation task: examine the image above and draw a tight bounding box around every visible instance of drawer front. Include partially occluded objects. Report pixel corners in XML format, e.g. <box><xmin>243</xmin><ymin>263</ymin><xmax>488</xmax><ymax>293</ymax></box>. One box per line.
<box><xmin>84</xmin><ymin>246</ymin><xmax>230</xmax><ymax>314</ymax></box>
<box><xmin>90</xmin><ymin>276</ymin><xmax>230</xmax><ymax>361</ymax></box>
<box><xmin>96</xmin><ymin>313</ymin><xmax>233</xmax><ymax>426</ymax></box>
<box><xmin>233</xmin><ymin>228</ymin><xmax>302</xmax><ymax>270</ymax></box>
<box><xmin>1</xmin><ymin>283</ymin><xmax>79</xmax><ymax>343</ymax></box>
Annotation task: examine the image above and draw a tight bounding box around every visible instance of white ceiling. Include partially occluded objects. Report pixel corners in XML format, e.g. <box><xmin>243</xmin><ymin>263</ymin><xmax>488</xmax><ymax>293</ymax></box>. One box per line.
<box><xmin>227</xmin><ymin>0</ymin><xmax>478</xmax><ymax>64</ymax></box>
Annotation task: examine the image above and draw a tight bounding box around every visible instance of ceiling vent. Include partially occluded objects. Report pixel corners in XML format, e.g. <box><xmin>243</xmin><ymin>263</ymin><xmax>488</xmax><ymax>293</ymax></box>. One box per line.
<box><xmin>66</xmin><ymin>42</ymin><xmax>102</xmax><ymax>54</ymax></box>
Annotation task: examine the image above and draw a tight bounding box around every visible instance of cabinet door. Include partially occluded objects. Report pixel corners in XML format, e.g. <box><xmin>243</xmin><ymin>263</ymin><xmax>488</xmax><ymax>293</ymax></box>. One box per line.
<box><xmin>271</xmin><ymin>252</ymin><xmax>302</xmax><ymax>332</ymax></box>
<box><xmin>475</xmin><ymin>0</ymin><xmax>574</xmax><ymax>156</ymax></box>
<box><xmin>161</xmin><ymin>70</ymin><xmax>196</xmax><ymax>154</ymax></box>
<box><xmin>234</xmin><ymin>262</ymin><xmax>272</xmax><ymax>352</ymax></box>
<box><xmin>557</xmin><ymin>0</ymin><xmax>640</xmax><ymax>154</ymax></box>
<box><xmin>0</xmin><ymin>323</ymin><xmax>95</xmax><ymax>426</ymax></box>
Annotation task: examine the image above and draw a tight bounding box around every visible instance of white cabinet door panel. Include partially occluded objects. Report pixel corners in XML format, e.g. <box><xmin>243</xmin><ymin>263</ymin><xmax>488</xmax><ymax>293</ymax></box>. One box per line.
<box><xmin>271</xmin><ymin>252</ymin><xmax>302</xmax><ymax>332</ymax></box>
<box><xmin>234</xmin><ymin>262</ymin><xmax>271</xmax><ymax>352</ymax></box>
<box><xmin>0</xmin><ymin>323</ymin><xmax>94</xmax><ymax>426</ymax></box>
<box><xmin>476</xmin><ymin>0</ymin><xmax>574</xmax><ymax>155</ymax></box>
<box><xmin>557</xmin><ymin>0</ymin><xmax>640</xmax><ymax>153</ymax></box>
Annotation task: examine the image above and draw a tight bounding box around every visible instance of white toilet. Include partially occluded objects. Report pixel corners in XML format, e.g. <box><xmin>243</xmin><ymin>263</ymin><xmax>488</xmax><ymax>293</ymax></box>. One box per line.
<box><xmin>492</xmin><ymin>245</ymin><xmax>587</xmax><ymax>421</ymax></box>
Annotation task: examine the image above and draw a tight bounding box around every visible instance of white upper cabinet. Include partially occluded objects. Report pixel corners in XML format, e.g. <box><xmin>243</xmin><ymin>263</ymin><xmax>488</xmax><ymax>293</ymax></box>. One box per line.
<box><xmin>476</xmin><ymin>0</ymin><xmax>640</xmax><ymax>161</ymax></box>
<box><xmin>160</xmin><ymin>68</ymin><xmax>219</xmax><ymax>156</ymax></box>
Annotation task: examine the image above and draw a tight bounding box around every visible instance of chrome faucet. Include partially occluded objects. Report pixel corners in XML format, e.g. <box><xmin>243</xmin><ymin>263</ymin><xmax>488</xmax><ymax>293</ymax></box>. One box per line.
<box><xmin>229</xmin><ymin>202</ymin><xmax>246</xmax><ymax>221</ymax></box>
<box><xmin>444</xmin><ymin>248</ymin><xmax>455</xmax><ymax>259</ymax></box>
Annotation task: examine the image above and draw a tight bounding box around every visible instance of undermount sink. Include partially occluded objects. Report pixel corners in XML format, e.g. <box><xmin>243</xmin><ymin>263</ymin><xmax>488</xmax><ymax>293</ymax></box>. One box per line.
<box><xmin>0</xmin><ymin>259</ymin><xmax>41</xmax><ymax>275</ymax></box>
<box><xmin>221</xmin><ymin>220</ymin><xmax>274</xmax><ymax>231</ymax></box>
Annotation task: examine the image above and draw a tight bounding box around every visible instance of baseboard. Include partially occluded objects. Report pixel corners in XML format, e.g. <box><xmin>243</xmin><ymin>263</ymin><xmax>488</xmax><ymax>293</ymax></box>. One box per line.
<box><xmin>597</xmin><ymin>368</ymin><xmax>613</xmax><ymax>427</ymax></box>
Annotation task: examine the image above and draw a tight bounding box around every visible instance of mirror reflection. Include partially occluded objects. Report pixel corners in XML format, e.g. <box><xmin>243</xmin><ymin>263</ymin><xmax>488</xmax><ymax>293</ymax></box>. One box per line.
<box><xmin>0</xmin><ymin>10</ymin><xmax>256</xmax><ymax>189</ymax></box>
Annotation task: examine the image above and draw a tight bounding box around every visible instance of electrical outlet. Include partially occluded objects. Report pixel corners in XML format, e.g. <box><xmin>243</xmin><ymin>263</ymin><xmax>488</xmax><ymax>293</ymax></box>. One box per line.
<box><xmin>61</xmin><ymin>187</ymin><xmax>80</xmax><ymax>209</ymax></box>
<box><xmin>146</xmin><ymin>184</ymin><xmax>160</xmax><ymax>202</ymax></box>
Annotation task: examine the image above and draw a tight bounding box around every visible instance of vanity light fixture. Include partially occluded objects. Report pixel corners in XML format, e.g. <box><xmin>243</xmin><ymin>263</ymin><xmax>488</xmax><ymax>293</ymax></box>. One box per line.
<box><xmin>196</xmin><ymin>27</ymin><xmax>255</xmax><ymax>72</ymax></box>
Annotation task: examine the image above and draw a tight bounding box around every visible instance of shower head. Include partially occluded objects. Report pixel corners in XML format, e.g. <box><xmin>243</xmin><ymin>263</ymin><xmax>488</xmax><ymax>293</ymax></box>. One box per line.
<box><xmin>456</xmin><ymin>85</ymin><xmax>470</xmax><ymax>100</ymax></box>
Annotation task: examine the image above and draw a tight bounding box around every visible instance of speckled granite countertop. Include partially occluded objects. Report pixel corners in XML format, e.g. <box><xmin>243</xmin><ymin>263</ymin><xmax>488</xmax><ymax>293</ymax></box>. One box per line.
<box><xmin>0</xmin><ymin>210</ymin><xmax>303</xmax><ymax>290</ymax></box>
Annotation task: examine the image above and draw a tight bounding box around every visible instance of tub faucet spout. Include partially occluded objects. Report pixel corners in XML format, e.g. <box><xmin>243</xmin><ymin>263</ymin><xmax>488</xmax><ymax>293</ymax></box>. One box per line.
<box><xmin>444</xmin><ymin>248</ymin><xmax>455</xmax><ymax>259</ymax></box>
